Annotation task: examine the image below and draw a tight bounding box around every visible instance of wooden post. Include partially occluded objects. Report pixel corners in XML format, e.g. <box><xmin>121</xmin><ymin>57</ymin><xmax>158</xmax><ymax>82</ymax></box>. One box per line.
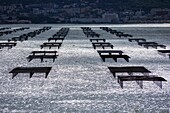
<box><xmin>40</xmin><ymin>58</ymin><xmax>43</xmax><ymax>62</ymax></box>
<box><xmin>136</xmin><ymin>81</ymin><xmax>143</xmax><ymax>89</ymax></box>
<box><xmin>154</xmin><ymin>81</ymin><xmax>163</xmax><ymax>89</ymax></box>
<box><xmin>45</xmin><ymin>72</ymin><xmax>50</xmax><ymax>78</ymax></box>
<box><xmin>101</xmin><ymin>57</ymin><xmax>105</xmax><ymax>62</ymax></box>
<box><xmin>53</xmin><ymin>57</ymin><xmax>55</xmax><ymax>62</ymax></box>
<box><xmin>12</xmin><ymin>73</ymin><xmax>18</xmax><ymax>79</ymax></box>
<box><xmin>117</xmin><ymin>78</ymin><xmax>120</xmax><ymax>83</ymax></box>
<box><xmin>28</xmin><ymin>58</ymin><xmax>32</xmax><ymax>62</ymax></box>
<box><xmin>113</xmin><ymin>58</ymin><xmax>117</xmax><ymax>62</ymax></box>
<box><xmin>30</xmin><ymin>73</ymin><xmax>34</xmax><ymax>78</ymax></box>
<box><xmin>119</xmin><ymin>80</ymin><xmax>123</xmax><ymax>88</ymax></box>
<box><xmin>93</xmin><ymin>45</ymin><xmax>96</xmax><ymax>49</ymax></box>
<box><xmin>125</xmin><ymin>57</ymin><xmax>129</xmax><ymax>62</ymax></box>
<box><xmin>113</xmin><ymin>72</ymin><xmax>116</xmax><ymax>78</ymax></box>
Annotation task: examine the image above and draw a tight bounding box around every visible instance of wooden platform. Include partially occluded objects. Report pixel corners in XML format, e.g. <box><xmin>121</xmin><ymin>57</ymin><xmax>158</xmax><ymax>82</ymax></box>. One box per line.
<box><xmin>53</xmin><ymin>34</ymin><xmax>67</xmax><ymax>38</ymax></box>
<box><xmin>100</xmin><ymin>54</ymin><xmax>130</xmax><ymax>62</ymax></box>
<box><xmin>143</xmin><ymin>44</ymin><xmax>166</xmax><ymax>49</ymax></box>
<box><xmin>97</xmin><ymin>50</ymin><xmax>123</xmax><ymax>55</ymax></box>
<box><xmin>110</xmin><ymin>30</ymin><xmax>118</xmax><ymax>34</ymax></box>
<box><xmin>117</xmin><ymin>75</ymin><xmax>167</xmax><ymax>89</ymax></box>
<box><xmin>27</xmin><ymin>51</ymin><xmax>58</xmax><ymax>62</ymax></box>
<box><xmin>31</xmin><ymin>51</ymin><xmax>58</xmax><ymax>55</ymax></box>
<box><xmin>92</xmin><ymin>42</ymin><xmax>114</xmax><ymax>49</ymax></box>
<box><xmin>86</xmin><ymin>33</ymin><xmax>100</xmax><ymax>38</ymax></box>
<box><xmin>52</xmin><ymin>28</ymin><xmax>69</xmax><ymax>38</ymax></box>
<box><xmin>115</xmin><ymin>32</ymin><xmax>124</xmax><ymax>36</ymax></box>
<box><xmin>158</xmin><ymin>50</ymin><xmax>170</xmax><ymax>54</ymax></box>
<box><xmin>48</xmin><ymin>38</ymin><xmax>65</xmax><ymax>42</ymax></box>
<box><xmin>90</xmin><ymin>39</ymin><xmax>106</xmax><ymax>42</ymax></box>
<box><xmin>40</xmin><ymin>42</ymin><xmax>62</xmax><ymax>49</ymax></box>
<box><xmin>101</xmin><ymin>27</ymin><xmax>133</xmax><ymax>37</ymax></box>
<box><xmin>10</xmin><ymin>36</ymin><xmax>28</xmax><ymax>42</ymax></box>
<box><xmin>53</xmin><ymin>33</ymin><xmax>67</xmax><ymax>38</ymax></box>
<box><xmin>7</xmin><ymin>27</ymin><xmax>51</xmax><ymax>42</ymax></box>
<box><xmin>82</xmin><ymin>27</ymin><xmax>100</xmax><ymax>38</ymax></box>
<box><xmin>108</xmin><ymin>66</ymin><xmax>151</xmax><ymax>77</ymax></box>
<box><xmin>0</xmin><ymin>27</ymin><xmax>11</xmax><ymax>31</ymax></box>
<box><xmin>9</xmin><ymin>67</ymin><xmax>52</xmax><ymax>78</ymax></box>
<box><xmin>100</xmin><ymin>27</ymin><xmax>113</xmax><ymax>32</ymax></box>
<box><xmin>0</xmin><ymin>42</ymin><xmax>17</xmax><ymax>49</ymax></box>
<box><xmin>128</xmin><ymin>38</ymin><xmax>146</xmax><ymax>43</ymax></box>
<box><xmin>158</xmin><ymin>50</ymin><xmax>170</xmax><ymax>57</ymax></box>
<box><xmin>117</xmin><ymin>33</ymin><xmax>133</xmax><ymax>38</ymax></box>
<box><xmin>138</xmin><ymin>42</ymin><xmax>158</xmax><ymax>46</ymax></box>
<box><xmin>27</xmin><ymin>55</ymin><xmax>58</xmax><ymax>62</ymax></box>
<box><xmin>0</xmin><ymin>27</ymin><xmax>29</xmax><ymax>36</ymax></box>
<box><xmin>0</xmin><ymin>31</ymin><xmax>12</xmax><ymax>36</ymax></box>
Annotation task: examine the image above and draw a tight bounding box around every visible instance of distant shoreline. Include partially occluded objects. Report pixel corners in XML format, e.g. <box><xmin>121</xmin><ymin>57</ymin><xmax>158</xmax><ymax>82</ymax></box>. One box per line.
<box><xmin>1</xmin><ymin>23</ymin><xmax>170</xmax><ymax>28</ymax></box>
<box><xmin>0</xmin><ymin>21</ymin><xmax>170</xmax><ymax>25</ymax></box>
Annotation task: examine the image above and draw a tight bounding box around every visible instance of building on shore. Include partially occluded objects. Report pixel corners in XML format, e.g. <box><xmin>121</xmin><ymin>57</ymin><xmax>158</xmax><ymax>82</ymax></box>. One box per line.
<box><xmin>70</xmin><ymin>13</ymin><xmax>119</xmax><ymax>23</ymax></box>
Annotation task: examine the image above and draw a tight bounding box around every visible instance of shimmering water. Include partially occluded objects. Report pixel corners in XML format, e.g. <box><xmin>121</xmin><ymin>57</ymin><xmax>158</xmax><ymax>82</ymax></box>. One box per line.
<box><xmin>0</xmin><ymin>24</ymin><xmax>170</xmax><ymax>113</ymax></box>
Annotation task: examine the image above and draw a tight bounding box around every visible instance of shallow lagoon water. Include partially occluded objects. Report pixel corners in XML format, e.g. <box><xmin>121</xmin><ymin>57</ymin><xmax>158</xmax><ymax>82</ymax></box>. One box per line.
<box><xmin>0</xmin><ymin>24</ymin><xmax>170</xmax><ymax>113</ymax></box>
